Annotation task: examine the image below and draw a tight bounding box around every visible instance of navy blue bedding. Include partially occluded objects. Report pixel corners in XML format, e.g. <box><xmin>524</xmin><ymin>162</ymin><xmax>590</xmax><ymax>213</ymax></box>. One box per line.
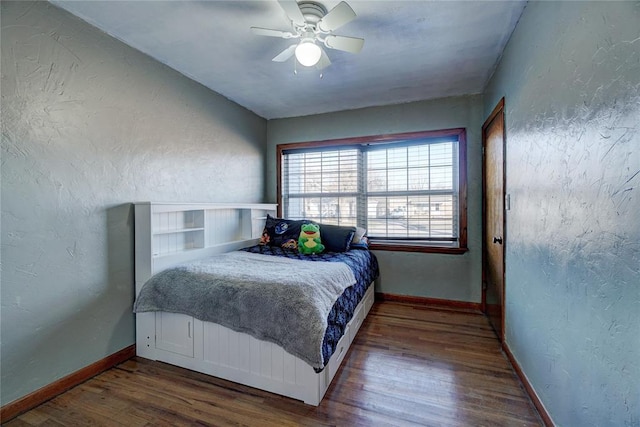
<box><xmin>241</xmin><ymin>245</ymin><xmax>379</xmax><ymax>371</ymax></box>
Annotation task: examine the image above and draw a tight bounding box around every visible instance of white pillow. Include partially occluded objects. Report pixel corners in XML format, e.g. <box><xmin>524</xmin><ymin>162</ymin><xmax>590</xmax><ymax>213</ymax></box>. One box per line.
<box><xmin>351</xmin><ymin>226</ymin><xmax>367</xmax><ymax>243</ymax></box>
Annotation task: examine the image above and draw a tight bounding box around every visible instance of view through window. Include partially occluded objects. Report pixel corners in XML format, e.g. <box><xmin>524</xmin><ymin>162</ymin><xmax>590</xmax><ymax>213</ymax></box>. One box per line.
<box><xmin>278</xmin><ymin>128</ymin><xmax>467</xmax><ymax>252</ymax></box>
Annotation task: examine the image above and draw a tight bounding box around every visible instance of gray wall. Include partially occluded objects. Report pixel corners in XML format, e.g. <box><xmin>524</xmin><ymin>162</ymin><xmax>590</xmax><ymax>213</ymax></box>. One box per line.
<box><xmin>267</xmin><ymin>96</ymin><xmax>483</xmax><ymax>302</ymax></box>
<box><xmin>5</xmin><ymin>1</ymin><xmax>636</xmax><ymax>422</ymax></box>
<box><xmin>1</xmin><ymin>2</ymin><xmax>266</xmax><ymax>406</ymax></box>
<box><xmin>483</xmin><ymin>2</ymin><xmax>639</xmax><ymax>426</ymax></box>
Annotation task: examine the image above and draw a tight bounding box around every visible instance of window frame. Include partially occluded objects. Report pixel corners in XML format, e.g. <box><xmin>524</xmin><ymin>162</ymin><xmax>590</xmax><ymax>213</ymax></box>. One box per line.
<box><xmin>276</xmin><ymin>128</ymin><xmax>468</xmax><ymax>254</ymax></box>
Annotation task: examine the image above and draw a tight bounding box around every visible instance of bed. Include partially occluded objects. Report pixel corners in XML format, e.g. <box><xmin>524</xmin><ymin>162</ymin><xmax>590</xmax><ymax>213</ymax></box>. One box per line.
<box><xmin>133</xmin><ymin>202</ymin><xmax>379</xmax><ymax>405</ymax></box>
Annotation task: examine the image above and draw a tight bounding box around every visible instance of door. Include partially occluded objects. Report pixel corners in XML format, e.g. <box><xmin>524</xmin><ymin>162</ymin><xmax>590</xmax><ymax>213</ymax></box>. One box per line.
<box><xmin>482</xmin><ymin>98</ymin><xmax>506</xmax><ymax>342</ymax></box>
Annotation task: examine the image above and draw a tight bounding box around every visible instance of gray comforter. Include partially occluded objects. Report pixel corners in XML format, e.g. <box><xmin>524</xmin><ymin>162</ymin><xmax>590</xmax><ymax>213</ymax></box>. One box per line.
<box><xmin>133</xmin><ymin>251</ymin><xmax>356</xmax><ymax>369</ymax></box>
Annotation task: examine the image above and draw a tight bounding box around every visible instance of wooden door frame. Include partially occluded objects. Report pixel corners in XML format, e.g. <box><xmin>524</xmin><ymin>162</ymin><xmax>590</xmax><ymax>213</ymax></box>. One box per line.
<box><xmin>481</xmin><ymin>97</ymin><xmax>506</xmax><ymax>342</ymax></box>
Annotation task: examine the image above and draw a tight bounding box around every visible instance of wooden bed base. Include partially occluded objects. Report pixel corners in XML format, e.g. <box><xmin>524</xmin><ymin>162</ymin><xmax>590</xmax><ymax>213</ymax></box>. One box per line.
<box><xmin>134</xmin><ymin>202</ymin><xmax>374</xmax><ymax>405</ymax></box>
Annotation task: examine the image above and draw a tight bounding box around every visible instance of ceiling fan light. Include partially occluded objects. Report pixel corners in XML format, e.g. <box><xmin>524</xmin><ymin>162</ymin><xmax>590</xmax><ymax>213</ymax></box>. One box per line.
<box><xmin>295</xmin><ymin>41</ymin><xmax>322</xmax><ymax>67</ymax></box>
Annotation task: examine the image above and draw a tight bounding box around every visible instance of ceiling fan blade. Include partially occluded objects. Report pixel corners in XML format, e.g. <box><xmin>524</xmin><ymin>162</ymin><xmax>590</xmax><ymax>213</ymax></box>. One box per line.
<box><xmin>317</xmin><ymin>1</ymin><xmax>356</xmax><ymax>32</ymax></box>
<box><xmin>315</xmin><ymin>47</ymin><xmax>332</xmax><ymax>70</ymax></box>
<box><xmin>324</xmin><ymin>35</ymin><xmax>364</xmax><ymax>54</ymax></box>
<box><xmin>277</xmin><ymin>0</ymin><xmax>305</xmax><ymax>26</ymax></box>
<box><xmin>251</xmin><ymin>27</ymin><xmax>295</xmax><ymax>38</ymax></box>
<box><xmin>272</xmin><ymin>44</ymin><xmax>297</xmax><ymax>62</ymax></box>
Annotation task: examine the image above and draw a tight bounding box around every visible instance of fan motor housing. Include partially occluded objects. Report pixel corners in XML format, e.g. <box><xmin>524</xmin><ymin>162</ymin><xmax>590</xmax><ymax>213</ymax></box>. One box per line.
<box><xmin>298</xmin><ymin>1</ymin><xmax>327</xmax><ymax>25</ymax></box>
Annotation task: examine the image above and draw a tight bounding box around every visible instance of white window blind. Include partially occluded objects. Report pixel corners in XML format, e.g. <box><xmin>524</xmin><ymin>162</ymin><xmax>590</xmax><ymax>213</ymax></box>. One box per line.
<box><xmin>280</xmin><ymin>130</ymin><xmax>464</xmax><ymax>249</ymax></box>
<box><xmin>282</xmin><ymin>148</ymin><xmax>360</xmax><ymax>226</ymax></box>
<box><xmin>365</xmin><ymin>140</ymin><xmax>459</xmax><ymax>243</ymax></box>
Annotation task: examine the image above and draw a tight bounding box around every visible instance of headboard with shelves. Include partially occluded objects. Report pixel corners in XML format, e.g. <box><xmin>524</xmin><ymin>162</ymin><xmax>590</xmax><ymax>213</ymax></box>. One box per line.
<box><xmin>134</xmin><ymin>202</ymin><xmax>277</xmax><ymax>295</ymax></box>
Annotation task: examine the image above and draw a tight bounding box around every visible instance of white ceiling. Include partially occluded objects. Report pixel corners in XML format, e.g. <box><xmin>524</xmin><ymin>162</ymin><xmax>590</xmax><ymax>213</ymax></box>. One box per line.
<box><xmin>50</xmin><ymin>0</ymin><xmax>527</xmax><ymax>120</ymax></box>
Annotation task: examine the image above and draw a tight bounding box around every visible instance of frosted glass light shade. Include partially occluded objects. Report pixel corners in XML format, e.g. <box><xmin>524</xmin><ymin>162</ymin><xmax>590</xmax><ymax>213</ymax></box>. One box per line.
<box><xmin>295</xmin><ymin>42</ymin><xmax>322</xmax><ymax>67</ymax></box>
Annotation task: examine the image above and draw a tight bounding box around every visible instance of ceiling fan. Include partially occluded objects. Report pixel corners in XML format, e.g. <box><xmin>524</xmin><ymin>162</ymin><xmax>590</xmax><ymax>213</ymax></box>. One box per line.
<box><xmin>251</xmin><ymin>0</ymin><xmax>364</xmax><ymax>70</ymax></box>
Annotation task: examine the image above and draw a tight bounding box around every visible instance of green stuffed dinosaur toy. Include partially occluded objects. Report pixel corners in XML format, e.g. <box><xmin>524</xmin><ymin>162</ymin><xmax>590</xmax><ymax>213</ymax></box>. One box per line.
<box><xmin>298</xmin><ymin>223</ymin><xmax>325</xmax><ymax>255</ymax></box>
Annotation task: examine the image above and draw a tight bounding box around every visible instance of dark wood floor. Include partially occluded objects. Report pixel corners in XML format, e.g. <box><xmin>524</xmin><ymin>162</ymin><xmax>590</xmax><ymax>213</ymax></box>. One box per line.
<box><xmin>6</xmin><ymin>301</ymin><xmax>542</xmax><ymax>426</ymax></box>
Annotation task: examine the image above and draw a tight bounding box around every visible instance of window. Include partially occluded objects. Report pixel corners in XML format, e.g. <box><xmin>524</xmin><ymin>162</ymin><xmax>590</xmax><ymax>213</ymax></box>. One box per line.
<box><xmin>277</xmin><ymin>128</ymin><xmax>467</xmax><ymax>253</ymax></box>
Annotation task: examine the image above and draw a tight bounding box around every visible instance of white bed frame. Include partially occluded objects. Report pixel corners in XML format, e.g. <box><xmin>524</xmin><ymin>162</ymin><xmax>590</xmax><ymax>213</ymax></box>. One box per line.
<box><xmin>134</xmin><ymin>202</ymin><xmax>375</xmax><ymax>405</ymax></box>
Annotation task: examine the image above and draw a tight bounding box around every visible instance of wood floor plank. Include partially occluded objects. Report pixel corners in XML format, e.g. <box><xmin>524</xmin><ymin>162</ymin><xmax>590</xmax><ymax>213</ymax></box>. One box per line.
<box><xmin>5</xmin><ymin>301</ymin><xmax>542</xmax><ymax>426</ymax></box>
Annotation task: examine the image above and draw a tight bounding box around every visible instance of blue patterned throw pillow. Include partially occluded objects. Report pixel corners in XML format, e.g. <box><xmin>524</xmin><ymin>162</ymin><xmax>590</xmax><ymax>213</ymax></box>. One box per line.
<box><xmin>259</xmin><ymin>214</ymin><xmax>310</xmax><ymax>249</ymax></box>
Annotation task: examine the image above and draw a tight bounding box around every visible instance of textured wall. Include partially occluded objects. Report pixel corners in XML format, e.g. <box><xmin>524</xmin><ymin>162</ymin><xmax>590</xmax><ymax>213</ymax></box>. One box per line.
<box><xmin>483</xmin><ymin>2</ymin><xmax>639</xmax><ymax>425</ymax></box>
<box><xmin>267</xmin><ymin>96</ymin><xmax>483</xmax><ymax>302</ymax></box>
<box><xmin>1</xmin><ymin>2</ymin><xmax>266</xmax><ymax>406</ymax></box>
